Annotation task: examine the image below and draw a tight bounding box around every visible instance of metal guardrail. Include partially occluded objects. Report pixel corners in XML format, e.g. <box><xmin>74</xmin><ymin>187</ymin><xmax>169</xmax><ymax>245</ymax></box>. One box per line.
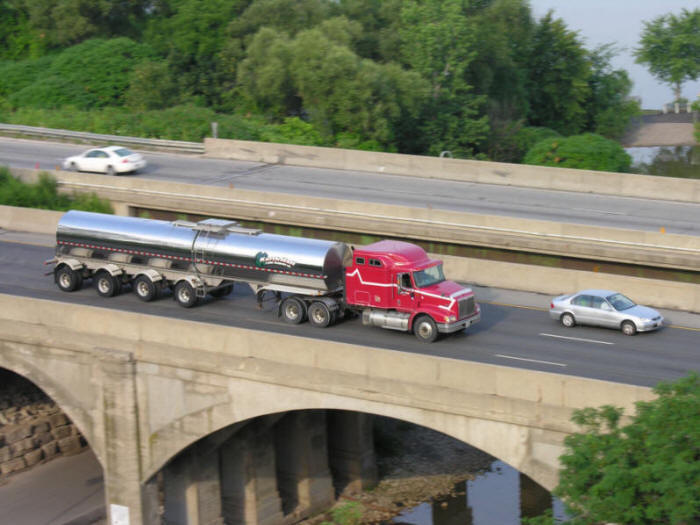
<box><xmin>0</xmin><ymin>123</ymin><xmax>205</xmax><ymax>154</ymax></box>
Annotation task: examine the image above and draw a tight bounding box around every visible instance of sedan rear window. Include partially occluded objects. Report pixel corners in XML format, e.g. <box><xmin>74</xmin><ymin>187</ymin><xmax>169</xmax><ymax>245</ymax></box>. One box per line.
<box><xmin>114</xmin><ymin>148</ymin><xmax>133</xmax><ymax>157</ymax></box>
<box><xmin>607</xmin><ymin>293</ymin><xmax>635</xmax><ymax>311</ymax></box>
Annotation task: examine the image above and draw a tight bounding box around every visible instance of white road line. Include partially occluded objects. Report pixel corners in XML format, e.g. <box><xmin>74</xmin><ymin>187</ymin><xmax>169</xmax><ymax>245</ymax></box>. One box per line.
<box><xmin>539</xmin><ymin>333</ymin><xmax>614</xmax><ymax>345</ymax></box>
<box><xmin>495</xmin><ymin>354</ymin><xmax>567</xmax><ymax>367</ymax></box>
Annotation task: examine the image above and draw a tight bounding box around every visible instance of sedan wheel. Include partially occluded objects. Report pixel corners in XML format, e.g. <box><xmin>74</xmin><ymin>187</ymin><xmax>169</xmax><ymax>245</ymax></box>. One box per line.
<box><xmin>106</xmin><ymin>165</ymin><xmax>116</xmax><ymax>176</ymax></box>
<box><xmin>621</xmin><ymin>321</ymin><xmax>637</xmax><ymax>336</ymax></box>
<box><xmin>561</xmin><ymin>313</ymin><xmax>575</xmax><ymax>328</ymax></box>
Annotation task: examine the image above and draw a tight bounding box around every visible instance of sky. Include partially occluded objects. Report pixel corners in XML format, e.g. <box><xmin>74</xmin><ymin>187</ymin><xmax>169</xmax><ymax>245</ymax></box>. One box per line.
<box><xmin>528</xmin><ymin>0</ymin><xmax>700</xmax><ymax>110</ymax></box>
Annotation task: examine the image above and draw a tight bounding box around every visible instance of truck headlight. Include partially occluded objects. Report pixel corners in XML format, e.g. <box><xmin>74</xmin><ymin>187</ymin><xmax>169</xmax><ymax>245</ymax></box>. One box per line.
<box><xmin>446</xmin><ymin>315</ymin><xmax>456</xmax><ymax>322</ymax></box>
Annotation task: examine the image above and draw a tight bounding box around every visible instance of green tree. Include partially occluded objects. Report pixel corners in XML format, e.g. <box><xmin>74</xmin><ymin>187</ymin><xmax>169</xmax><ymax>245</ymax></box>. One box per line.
<box><xmin>584</xmin><ymin>44</ymin><xmax>640</xmax><ymax>140</ymax></box>
<box><xmin>399</xmin><ymin>0</ymin><xmax>488</xmax><ymax>157</ymax></box>
<box><xmin>144</xmin><ymin>0</ymin><xmax>247</xmax><ymax>106</ymax></box>
<box><xmin>556</xmin><ymin>373</ymin><xmax>700</xmax><ymax>524</ymax></box>
<box><xmin>523</xmin><ymin>133</ymin><xmax>631</xmax><ymax>172</ymax></box>
<box><xmin>635</xmin><ymin>8</ymin><xmax>700</xmax><ymax>103</ymax></box>
<box><xmin>16</xmin><ymin>0</ymin><xmax>149</xmax><ymax>50</ymax></box>
<box><xmin>125</xmin><ymin>60</ymin><xmax>179</xmax><ymax>110</ymax></box>
<box><xmin>526</xmin><ymin>12</ymin><xmax>591</xmax><ymax>135</ymax></box>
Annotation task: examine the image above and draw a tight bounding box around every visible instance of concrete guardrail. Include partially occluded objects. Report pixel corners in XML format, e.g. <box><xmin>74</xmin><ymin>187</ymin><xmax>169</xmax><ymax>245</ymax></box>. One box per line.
<box><xmin>204</xmin><ymin>138</ymin><xmax>700</xmax><ymax>204</ymax></box>
<box><xmin>9</xmin><ymin>167</ymin><xmax>700</xmax><ymax>272</ymax></box>
<box><xmin>2</xmin><ymin>205</ymin><xmax>699</xmax><ymax>313</ymax></box>
<box><xmin>0</xmin><ymin>123</ymin><xmax>204</xmax><ymax>154</ymax></box>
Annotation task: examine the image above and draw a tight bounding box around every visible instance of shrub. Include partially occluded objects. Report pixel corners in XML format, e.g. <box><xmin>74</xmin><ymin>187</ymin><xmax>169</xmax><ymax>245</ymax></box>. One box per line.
<box><xmin>523</xmin><ymin>133</ymin><xmax>631</xmax><ymax>172</ymax></box>
<box><xmin>0</xmin><ymin>168</ymin><xmax>112</xmax><ymax>213</ymax></box>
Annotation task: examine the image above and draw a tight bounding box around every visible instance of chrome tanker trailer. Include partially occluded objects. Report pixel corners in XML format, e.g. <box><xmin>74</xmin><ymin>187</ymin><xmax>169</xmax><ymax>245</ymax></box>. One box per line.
<box><xmin>48</xmin><ymin>211</ymin><xmax>480</xmax><ymax>342</ymax></box>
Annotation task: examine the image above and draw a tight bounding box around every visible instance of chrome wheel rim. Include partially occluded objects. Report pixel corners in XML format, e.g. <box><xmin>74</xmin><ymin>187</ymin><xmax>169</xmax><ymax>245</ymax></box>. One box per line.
<box><xmin>311</xmin><ymin>306</ymin><xmax>327</xmax><ymax>324</ymax></box>
<box><xmin>137</xmin><ymin>281</ymin><xmax>150</xmax><ymax>297</ymax></box>
<box><xmin>285</xmin><ymin>302</ymin><xmax>300</xmax><ymax>320</ymax></box>
<box><xmin>98</xmin><ymin>278</ymin><xmax>111</xmax><ymax>294</ymax></box>
<box><xmin>417</xmin><ymin>321</ymin><xmax>433</xmax><ymax>339</ymax></box>
<box><xmin>59</xmin><ymin>272</ymin><xmax>72</xmax><ymax>289</ymax></box>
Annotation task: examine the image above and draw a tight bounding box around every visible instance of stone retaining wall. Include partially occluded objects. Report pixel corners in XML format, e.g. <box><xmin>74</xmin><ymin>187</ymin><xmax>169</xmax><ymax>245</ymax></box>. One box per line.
<box><xmin>0</xmin><ymin>370</ymin><xmax>89</xmax><ymax>479</ymax></box>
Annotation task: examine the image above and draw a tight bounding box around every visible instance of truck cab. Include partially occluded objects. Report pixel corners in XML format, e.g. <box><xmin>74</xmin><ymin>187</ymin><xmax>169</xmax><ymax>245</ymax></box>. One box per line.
<box><xmin>345</xmin><ymin>241</ymin><xmax>480</xmax><ymax>342</ymax></box>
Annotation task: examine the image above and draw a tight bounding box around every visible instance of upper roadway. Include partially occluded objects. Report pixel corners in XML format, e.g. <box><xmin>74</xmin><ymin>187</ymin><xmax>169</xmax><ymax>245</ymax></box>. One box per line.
<box><xmin>1</xmin><ymin>235</ymin><xmax>697</xmax><ymax>389</ymax></box>
<box><xmin>2</xmin><ymin>137</ymin><xmax>699</xmax><ymax>236</ymax></box>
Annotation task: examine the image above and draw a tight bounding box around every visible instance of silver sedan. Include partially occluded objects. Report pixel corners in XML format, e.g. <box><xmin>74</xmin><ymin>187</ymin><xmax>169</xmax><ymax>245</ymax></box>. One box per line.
<box><xmin>549</xmin><ymin>289</ymin><xmax>663</xmax><ymax>336</ymax></box>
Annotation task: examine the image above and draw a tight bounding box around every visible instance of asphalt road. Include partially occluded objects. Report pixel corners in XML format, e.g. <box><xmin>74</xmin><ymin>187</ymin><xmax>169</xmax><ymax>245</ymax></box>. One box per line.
<box><xmin>1</xmin><ymin>236</ymin><xmax>697</xmax><ymax>388</ymax></box>
<box><xmin>2</xmin><ymin>137</ymin><xmax>700</xmax><ymax>236</ymax></box>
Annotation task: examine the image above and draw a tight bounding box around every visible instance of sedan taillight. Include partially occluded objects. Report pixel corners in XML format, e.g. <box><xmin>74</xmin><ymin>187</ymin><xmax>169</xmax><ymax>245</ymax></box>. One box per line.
<box><xmin>550</xmin><ymin>302</ymin><xmax>554</xmax><ymax>309</ymax></box>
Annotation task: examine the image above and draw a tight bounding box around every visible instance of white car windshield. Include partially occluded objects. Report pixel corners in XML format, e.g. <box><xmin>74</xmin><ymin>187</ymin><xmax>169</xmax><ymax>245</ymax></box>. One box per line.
<box><xmin>413</xmin><ymin>264</ymin><xmax>445</xmax><ymax>288</ymax></box>
<box><xmin>114</xmin><ymin>148</ymin><xmax>133</xmax><ymax>157</ymax></box>
<box><xmin>607</xmin><ymin>293</ymin><xmax>635</xmax><ymax>311</ymax></box>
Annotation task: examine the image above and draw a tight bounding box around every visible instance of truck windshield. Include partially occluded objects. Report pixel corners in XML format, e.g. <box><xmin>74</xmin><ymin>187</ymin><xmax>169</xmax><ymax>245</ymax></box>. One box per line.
<box><xmin>413</xmin><ymin>265</ymin><xmax>445</xmax><ymax>288</ymax></box>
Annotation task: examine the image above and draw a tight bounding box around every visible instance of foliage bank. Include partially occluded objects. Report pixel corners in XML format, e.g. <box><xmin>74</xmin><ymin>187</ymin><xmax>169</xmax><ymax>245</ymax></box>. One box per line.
<box><xmin>0</xmin><ymin>0</ymin><xmax>642</xmax><ymax>162</ymax></box>
<box><xmin>0</xmin><ymin>167</ymin><xmax>113</xmax><ymax>213</ymax></box>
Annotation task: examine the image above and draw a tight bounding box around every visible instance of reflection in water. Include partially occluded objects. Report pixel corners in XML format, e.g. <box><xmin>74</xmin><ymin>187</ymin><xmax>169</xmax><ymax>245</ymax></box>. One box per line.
<box><xmin>626</xmin><ymin>146</ymin><xmax>700</xmax><ymax>179</ymax></box>
<box><xmin>392</xmin><ymin>461</ymin><xmax>568</xmax><ymax>525</ymax></box>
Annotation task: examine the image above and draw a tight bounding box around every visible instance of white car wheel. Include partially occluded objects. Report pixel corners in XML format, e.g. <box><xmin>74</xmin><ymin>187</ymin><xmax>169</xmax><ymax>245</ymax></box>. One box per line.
<box><xmin>561</xmin><ymin>313</ymin><xmax>575</xmax><ymax>328</ymax></box>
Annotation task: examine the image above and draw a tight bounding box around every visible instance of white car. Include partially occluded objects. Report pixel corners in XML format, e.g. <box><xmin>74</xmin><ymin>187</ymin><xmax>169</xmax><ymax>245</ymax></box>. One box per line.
<box><xmin>550</xmin><ymin>289</ymin><xmax>663</xmax><ymax>336</ymax></box>
<box><xmin>63</xmin><ymin>146</ymin><xmax>146</xmax><ymax>175</ymax></box>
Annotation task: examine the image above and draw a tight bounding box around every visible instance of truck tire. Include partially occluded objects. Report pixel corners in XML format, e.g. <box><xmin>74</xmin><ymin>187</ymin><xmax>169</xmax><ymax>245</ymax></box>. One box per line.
<box><xmin>94</xmin><ymin>271</ymin><xmax>121</xmax><ymax>298</ymax></box>
<box><xmin>55</xmin><ymin>266</ymin><xmax>82</xmax><ymax>292</ymax></box>
<box><xmin>281</xmin><ymin>297</ymin><xmax>306</xmax><ymax>324</ymax></box>
<box><xmin>174</xmin><ymin>281</ymin><xmax>197</xmax><ymax>308</ymax></box>
<box><xmin>413</xmin><ymin>315</ymin><xmax>438</xmax><ymax>343</ymax></box>
<box><xmin>210</xmin><ymin>284</ymin><xmax>233</xmax><ymax>298</ymax></box>
<box><xmin>134</xmin><ymin>275</ymin><xmax>158</xmax><ymax>302</ymax></box>
<box><xmin>308</xmin><ymin>301</ymin><xmax>332</xmax><ymax>328</ymax></box>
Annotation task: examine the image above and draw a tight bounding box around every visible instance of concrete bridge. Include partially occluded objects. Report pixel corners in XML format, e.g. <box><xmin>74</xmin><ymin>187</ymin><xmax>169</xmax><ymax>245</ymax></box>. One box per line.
<box><xmin>0</xmin><ymin>293</ymin><xmax>654</xmax><ymax>525</ymax></box>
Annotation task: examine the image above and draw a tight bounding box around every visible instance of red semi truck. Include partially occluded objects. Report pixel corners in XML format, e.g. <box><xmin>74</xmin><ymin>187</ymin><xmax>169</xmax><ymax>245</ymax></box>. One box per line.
<box><xmin>50</xmin><ymin>211</ymin><xmax>480</xmax><ymax>342</ymax></box>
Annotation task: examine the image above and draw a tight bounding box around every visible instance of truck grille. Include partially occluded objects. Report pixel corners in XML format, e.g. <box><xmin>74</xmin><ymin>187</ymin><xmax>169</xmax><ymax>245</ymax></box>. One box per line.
<box><xmin>458</xmin><ymin>296</ymin><xmax>476</xmax><ymax>319</ymax></box>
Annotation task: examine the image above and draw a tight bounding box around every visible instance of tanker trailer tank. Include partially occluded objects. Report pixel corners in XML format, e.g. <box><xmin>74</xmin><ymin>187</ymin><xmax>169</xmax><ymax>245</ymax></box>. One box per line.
<box><xmin>52</xmin><ymin>210</ymin><xmax>351</xmax><ymax>306</ymax></box>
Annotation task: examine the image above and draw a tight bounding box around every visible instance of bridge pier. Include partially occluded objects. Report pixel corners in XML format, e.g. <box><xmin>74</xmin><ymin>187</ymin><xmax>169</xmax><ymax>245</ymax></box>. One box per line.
<box><xmin>274</xmin><ymin>411</ymin><xmax>336</xmax><ymax>519</ymax></box>
<box><xmin>327</xmin><ymin>411</ymin><xmax>378</xmax><ymax>494</ymax></box>
<box><xmin>96</xmin><ymin>348</ymin><xmax>147</xmax><ymax>525</ymax></box>
<box><xmin>220</xmin><ymin>418</ymin><xmax>285</xmax><ymax>525</ymax></box>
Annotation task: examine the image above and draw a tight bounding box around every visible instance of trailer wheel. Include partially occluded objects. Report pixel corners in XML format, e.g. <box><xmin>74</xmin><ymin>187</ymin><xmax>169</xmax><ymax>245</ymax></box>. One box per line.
<box><xmin>55</xmin><ymin>266</ymin><xmax>82</xmax><ymax>292</ymax></box>
<box><xmin>281</xmin><ymin>297</ymin><xmax>306</xmax><ymax>324</ymax></box>
<box><xmin>413</xmin><ymin>315</ymin><xmax>438</xmax><ymax>343</ymax></box>
<box><xmin>134</xmin><ymin>275</ymin><xmax>158</xmax><ymax>302</ymax></box>
<box><xmin>308</xmin><ymin>301</ymin><xmax>332</xmax><ymax>328</ymax></box>
<box><xmin>174</xmin><ymin>281</ymin><xmax>197</xmax><ymax>308</ymax></box>
<box><xmin>210</xmin><ymin>284</ymin><xmax>233</xmax><ymax>298</ymax></box>
<box><xmin>94</xmin><ymin>271</ymin><xmax>120</xmax><ymax>298</ymax></box>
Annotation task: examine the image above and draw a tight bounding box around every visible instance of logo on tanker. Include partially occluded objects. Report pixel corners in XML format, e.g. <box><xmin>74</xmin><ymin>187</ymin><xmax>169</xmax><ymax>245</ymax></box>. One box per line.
<box><xmin>255</xmin><ymin>251</ymin><xmax>295</xmax><ymax>268</ymax></box>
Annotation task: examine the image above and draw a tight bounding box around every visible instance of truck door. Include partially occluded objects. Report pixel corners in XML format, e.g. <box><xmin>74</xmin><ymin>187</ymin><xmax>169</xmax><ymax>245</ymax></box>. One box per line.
<box><xmin>394</xmin><ymin>272</ymin><xmax>417</xmax><ymax>312</ymax></box>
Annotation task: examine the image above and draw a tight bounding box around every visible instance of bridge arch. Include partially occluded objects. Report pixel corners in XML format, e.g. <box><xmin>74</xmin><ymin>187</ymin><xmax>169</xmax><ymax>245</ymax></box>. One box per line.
<box><xmin>141</xmin><ymin>376</ymin><xmax>563</xmax><ymax>491</ymax></box>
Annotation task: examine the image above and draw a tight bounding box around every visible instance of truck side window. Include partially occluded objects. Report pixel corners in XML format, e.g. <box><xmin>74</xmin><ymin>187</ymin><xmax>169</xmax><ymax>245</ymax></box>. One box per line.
<box><xmin>369</xmin><ymin>258</ymin><xmax>382</xmax><ymax>267</ymax></box>
<box><xmin>355</xmin><ymin>257</ymin><xmax>365</xmax><ymax>265</ymax></box>
<box><xmin>400</xmin><ymin>273</ymin><xmax>412</xmax><ymax>288</ymax></box>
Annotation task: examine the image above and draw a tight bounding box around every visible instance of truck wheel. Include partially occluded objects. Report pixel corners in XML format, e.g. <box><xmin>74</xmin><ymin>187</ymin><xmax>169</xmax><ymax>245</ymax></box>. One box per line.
<box><xmin>414</xmin><ymin>315</ymin><xmax>438</xmax><ymax>343</ymax></box>
<box><xmin>308</xmin><ymin>301</ymin><xmax>333</xmax><ymax>328</ymax></box>
<box><xmin>621</xmin><ymin>320</ymin><xmax>637</xmax><ymax>336</ymax></box>
<box><xmin>94</xmin><ymin>271</ymin><xmax>120</xmax><ymax>298</ymax></box>
<box><xmin>560</xmin><ymin>313</ymin><xmax>575</xmax><ymax>328</ymax></box>
<box><xmin>210</xmin><ymin>284</ymin><xmax>233</xmax><ymax>298</ymax></box>
<box><xmin>134</xmin><ymin>275</ymin><xmax>158</xmax><ymax>302</ymax></box>
<box><xmin>56</xmin><ymin>266</ymin><xmax>82</xmax><ymax>292</ymax></box>
<box><xmin>174</xmin><ymin>281</ymin><xmax>197</xmax><ymax>308</ymax></box>
<box><xmin>281</xmin><ymin>297</ymin><xmax>306</xmax><ymax>324</ymax></box>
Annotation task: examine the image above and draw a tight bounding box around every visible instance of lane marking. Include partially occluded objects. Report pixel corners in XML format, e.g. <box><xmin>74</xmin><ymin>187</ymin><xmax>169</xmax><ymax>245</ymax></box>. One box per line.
<box><xmin>539</xmin><ymin>333</ymin><xmax>614</xmax><ymax>345</ymax></box>
<box><xmin>495</xmin><ymin>354</ymin><xmax>567</xmax><ymax>367</ymax></box>
<box><xmin>484</xmin><ymin>300</ymin><xmax>547</xmax><ymax>312</ymax></box>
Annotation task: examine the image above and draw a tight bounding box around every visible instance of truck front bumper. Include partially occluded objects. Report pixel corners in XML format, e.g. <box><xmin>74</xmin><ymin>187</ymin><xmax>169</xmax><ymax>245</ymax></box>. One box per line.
<box><xmin>437</xmin><ymin>311</ymin><xmax>481</xmax><ymax>334</ymax></box>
